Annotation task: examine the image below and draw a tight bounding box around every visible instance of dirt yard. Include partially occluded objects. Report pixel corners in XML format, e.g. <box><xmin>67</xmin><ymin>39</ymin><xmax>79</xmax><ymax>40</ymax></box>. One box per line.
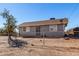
<box><xmin>0</xmin><ymin>36</ymin><xmax>79</xmax><ymax>56</ymax></box>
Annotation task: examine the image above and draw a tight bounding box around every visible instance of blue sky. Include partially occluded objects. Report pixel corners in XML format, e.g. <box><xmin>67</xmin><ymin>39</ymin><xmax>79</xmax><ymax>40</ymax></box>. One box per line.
<box><xmin>0</xmin><ymin>3</ymin><xmax>79</xmax><ymax>30</ymax></box>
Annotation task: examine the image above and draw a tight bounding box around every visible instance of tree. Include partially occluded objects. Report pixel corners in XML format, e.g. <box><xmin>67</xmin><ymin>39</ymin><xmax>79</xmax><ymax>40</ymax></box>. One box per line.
<box><xmin>0</xmin><ymin>9</ymin><xmax>17</xmax><ymax>44</ymax></box>
<box><xmin>0</xmin><ymin>9</ymin><xmax>27</xmax><ymax>47</ymax></box>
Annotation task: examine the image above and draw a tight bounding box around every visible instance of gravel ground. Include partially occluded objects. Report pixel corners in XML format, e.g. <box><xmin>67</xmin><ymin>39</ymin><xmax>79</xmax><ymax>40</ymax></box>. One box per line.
<box><xmin>0</xmin><ymin>36</ymin><xmax>79</xmax><ymax>56</ymax></box>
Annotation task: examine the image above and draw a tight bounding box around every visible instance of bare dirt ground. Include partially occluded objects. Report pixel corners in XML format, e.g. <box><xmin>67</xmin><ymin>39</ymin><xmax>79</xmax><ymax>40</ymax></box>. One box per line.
<box><xmin>0</xmin><ymin>36</ymin><xmax>79</xmax><ymax>56</ymax></box>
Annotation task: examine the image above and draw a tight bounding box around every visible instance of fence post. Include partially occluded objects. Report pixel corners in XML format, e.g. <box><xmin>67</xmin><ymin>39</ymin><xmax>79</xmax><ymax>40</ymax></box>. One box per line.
<box><xmin>43</xmin><ymin>32</ymin><xmax>45</xmax><ymax>48</ymax></box>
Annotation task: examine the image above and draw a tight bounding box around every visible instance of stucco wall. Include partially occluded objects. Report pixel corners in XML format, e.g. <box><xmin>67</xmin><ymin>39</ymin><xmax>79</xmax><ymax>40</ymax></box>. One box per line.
<box><xmin>19</xmin><ymin>25</ymin><xmax>65</xmax><ymax>37</ymax></box>
<box><xmin>57</xmin><ymin>25</ymin><xmax>64</xmax><ymax>31</ymax></box>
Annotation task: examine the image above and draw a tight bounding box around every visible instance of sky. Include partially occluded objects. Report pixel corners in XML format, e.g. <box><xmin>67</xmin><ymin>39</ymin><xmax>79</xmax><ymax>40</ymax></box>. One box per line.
<box><xmin>0</xmin><ymin>3</ymin><xmax>79</xmax><ymax>31</ymax></box>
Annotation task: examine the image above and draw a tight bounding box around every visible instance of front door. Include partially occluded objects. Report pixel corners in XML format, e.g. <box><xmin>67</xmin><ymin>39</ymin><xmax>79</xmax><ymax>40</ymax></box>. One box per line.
<box><xmin>36</xmin><ymin>26</ymin><xmax>40</xmax><ymax>36</ymax></box>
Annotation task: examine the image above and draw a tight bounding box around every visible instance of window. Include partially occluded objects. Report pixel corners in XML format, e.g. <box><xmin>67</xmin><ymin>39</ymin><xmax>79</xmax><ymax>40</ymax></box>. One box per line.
<box><xmin>26</xmin><ymin>27</ymin><xmax>30</xmax><ymax>32</ymax></box>
<box><xmin>49</xmin><ymin>25</ymin><xmax>57</xmax><ymax>32</ymax></box>
<box><xmin>22</xmin><ymin>27</ymin><xmax>30</xmax><ymax>32</ymax></box>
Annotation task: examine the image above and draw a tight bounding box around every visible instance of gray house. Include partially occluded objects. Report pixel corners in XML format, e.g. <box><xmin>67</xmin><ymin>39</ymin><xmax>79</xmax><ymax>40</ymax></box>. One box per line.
<box><xmin>18</xmin><ymin>18</ymin><xmax>68</xmax><ymax>38</ymax></box>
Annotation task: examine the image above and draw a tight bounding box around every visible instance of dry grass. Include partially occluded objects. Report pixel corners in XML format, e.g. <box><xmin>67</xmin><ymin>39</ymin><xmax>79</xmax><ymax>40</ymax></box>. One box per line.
<box><xmin>0</xmin><ymin>36</ymin><xmax>79</xmax><ymax>56</ymax></box>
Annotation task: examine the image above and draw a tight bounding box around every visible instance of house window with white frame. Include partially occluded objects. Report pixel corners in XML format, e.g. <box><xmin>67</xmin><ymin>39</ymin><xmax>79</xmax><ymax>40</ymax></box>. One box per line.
<box><xmin>49</xmin><ymin>25</ymin><xmax>57</xmax><ymax>32</ymax></box>
<box><xmin>22</xmin><ymin>27</ymin><xmax>30</xmax><ymax>32</ymax></box>
<box><xmin>26</xmin><ymin>27</ymin><xmax>30</xmax><ymax>32</ymax></box>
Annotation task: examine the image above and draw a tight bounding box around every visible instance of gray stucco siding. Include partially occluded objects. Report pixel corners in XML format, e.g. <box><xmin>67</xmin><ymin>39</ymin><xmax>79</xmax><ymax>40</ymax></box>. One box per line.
<box><xmin>19</xmin><ymin>25</ymin><xmax>65</xmax><ymax>37</ymax></box>
<box><xmin>20</xmin><ymin>31</ymin><xmax>64</xmax><ymax>37</ymax></box>
<box><xmin>20</xmin><ymin>31</ymin><xmax>36</xmax><ymax>37</ymax></box>
<box><xmin>57</xmin><ymin>25</ymin><xmax>64</xmax><ymax>31</ymax></box>
<box><xmin>45</xmin><ymin>32</ymin><xmax>64</xmax><ymax>37</ymax></box>
<box><xmin>40</xmin><ymin>25</ymin><xmax>49</xmax><ymax>32</ymax></box>
<box><xmin>39</xmin><ymin>32</ymin><xmax>64</xmax><ymax>37</ymax></box>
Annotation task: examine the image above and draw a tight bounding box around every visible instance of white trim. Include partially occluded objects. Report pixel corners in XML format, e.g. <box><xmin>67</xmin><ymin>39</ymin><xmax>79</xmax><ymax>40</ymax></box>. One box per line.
<box><xmin>49</xmin><ymin>25</ymin><xmax>57</xmax><ymax>32</ymax></box>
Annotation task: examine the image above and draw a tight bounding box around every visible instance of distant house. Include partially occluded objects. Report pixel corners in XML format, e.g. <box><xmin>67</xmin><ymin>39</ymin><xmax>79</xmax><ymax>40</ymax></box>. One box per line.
<box><xmin>65</xmin><ymin>27</ymin><xmax>79</xmax><ymax>37</ymax></box>
<box><xmin>18</xmin><ymin>18</ymin><xmax>68</xmax><ymax>38</ymax></box>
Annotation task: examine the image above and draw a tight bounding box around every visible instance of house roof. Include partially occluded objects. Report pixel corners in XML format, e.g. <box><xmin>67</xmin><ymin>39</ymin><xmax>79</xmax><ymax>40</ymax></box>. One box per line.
<box><xmin>19</xmin><ymin>18</ymin><xmax>68</xmax><ymax>27</ymax></box>
<box><xmin>65</xmin><ymin>27</ymin><xmax>79</xmax><ymax>35</ymax></box>
<box><xmin>66</xmin><ymin>27</ymin><xmax>79</xmax><ymax>31</ymax></box>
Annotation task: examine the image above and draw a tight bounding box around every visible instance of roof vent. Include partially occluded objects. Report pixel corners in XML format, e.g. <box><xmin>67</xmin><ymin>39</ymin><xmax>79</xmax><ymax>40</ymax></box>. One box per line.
<box><xmin>50</xmin><ymin>18</ymin><xmax>55</xmax><ymax>20</ymax></box>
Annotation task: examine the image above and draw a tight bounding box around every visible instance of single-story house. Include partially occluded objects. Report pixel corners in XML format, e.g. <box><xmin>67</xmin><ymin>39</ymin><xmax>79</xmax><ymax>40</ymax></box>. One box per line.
<box><xmin>18</xmin><ymin>18</ymin><xmax>68</xmax><ymax>38</ymax></box>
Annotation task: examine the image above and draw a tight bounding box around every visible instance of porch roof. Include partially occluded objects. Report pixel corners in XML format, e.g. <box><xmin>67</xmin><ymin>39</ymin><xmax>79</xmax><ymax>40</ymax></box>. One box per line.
<box><xmin>19</xmin><ymin>18</ymin><xmax>68</xmax><ymax>27</ymax></box>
